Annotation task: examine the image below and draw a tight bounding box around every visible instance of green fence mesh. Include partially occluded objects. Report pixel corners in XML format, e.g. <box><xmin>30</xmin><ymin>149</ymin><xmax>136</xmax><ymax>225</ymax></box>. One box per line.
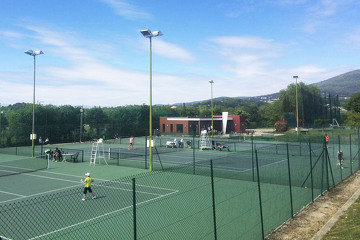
<box><xmin>1</xmin><ymin>131</ymin><xmax>360</xmax><ymax>239</ymax></box>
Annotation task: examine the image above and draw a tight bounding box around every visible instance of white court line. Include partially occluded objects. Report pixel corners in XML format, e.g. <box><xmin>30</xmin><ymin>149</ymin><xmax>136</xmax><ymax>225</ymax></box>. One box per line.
<box><xmin>0</xmin><ymin>190</ymin><xmax>25</xmax><ymax>197</ymax></box>
<box><xmin>0</xmin><ymin>171</ymin><xmax>171</xmax><ymax>204</ymax></box>
<box><xmin>28</xmin><ymin>189</ymin><xmax>179</xmax><ymax>240</ymax></box>
<box><xmin>0</xmin><ymin>184</ymin><xmax>83</xmax><ymax>204</ymax></box>
<box><xmin>187</xmin><ymin>158</ymin><xmax>288</xmax><ymax>173</ymax></box>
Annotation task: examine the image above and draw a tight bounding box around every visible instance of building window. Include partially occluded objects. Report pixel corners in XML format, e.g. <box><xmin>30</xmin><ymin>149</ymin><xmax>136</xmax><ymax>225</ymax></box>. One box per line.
<box><xmin>170</xmin><ymin>124</ymin><xmax>173</xmax><ymax>133</ymax></box>
<box><xmin>162</xmin><ymin>124</ymin><xmax>165</xmax><ymax>133</ymax></box>
<box><xmin>176</xmin><ymin>124</ymin><xmax>183</xmax><ymax>133</ymax></box>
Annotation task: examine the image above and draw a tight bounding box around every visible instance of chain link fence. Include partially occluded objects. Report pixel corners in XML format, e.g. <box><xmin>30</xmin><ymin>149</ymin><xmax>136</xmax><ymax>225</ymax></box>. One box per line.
<box><xmin>1</xmin><ymin>130</ymin><xmax>360</xmax><ymax>239</ymax></box>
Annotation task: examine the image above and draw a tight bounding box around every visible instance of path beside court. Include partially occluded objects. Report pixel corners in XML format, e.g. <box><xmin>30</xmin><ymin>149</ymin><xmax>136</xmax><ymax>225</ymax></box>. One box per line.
<box><xmin>267</xmin><ymin>172</ymin><xmax>360</xmax><ymax>240</ymax></box>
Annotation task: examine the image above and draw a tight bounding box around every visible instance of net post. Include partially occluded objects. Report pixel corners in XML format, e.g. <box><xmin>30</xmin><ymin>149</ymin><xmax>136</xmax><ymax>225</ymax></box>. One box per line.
<box><xmin>47</xmin><ymin>153</ymin><xmax>50</xmax><ymax>169</ymax></box>
<box><xmin>255</xmin><ymin>150</ymin><xmax>265</xmax><ymax>240</ymax></box>
<box><xmin>132</xmin><ymin>178</ymin><xmax>137</xmax><ymax>240</ymax></box>
<box><xmin>210</xmin><ymin>160</ymin><xmax>217</xmax><ymax>240</ymax></box>
<box><xmin>286</xmin><ymin>143</ymin><xmax>294</xmax><ymax>217</ymax></box>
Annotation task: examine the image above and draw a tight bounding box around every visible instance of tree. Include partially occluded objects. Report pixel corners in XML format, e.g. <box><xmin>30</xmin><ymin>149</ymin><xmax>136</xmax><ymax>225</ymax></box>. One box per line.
<box><xmin>344</xmin><ymin>92</ymin><xmax>360</xmax><ymax>112</ymax></box>
<box><xmin>345</xmin><ymin>111</ymin><xmax>360</xmax><ymax>128</ymax></box>
<box><xmin>276</xmin><ymin>82</ymin><xmax>323</xmax><ymax>127</ymax></box>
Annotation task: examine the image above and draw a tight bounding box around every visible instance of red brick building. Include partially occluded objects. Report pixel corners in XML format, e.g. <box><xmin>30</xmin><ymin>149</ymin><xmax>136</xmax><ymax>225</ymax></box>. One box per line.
<box><xmin>159</xmin><ymin>114</ymin><xmax>246</xmax><ymax>135</ymax></box>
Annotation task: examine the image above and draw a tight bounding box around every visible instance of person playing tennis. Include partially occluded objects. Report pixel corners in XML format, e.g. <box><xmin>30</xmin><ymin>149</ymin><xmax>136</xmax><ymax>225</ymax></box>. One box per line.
<box><xmin>81</xmin><ymin>172</ymin><xmax>96</xmax><ymax>201</ymax></box>
<box><xmin>128</xmin><ymin>136</ymin><xmax>135</xmax><ymax>150</ymax></box>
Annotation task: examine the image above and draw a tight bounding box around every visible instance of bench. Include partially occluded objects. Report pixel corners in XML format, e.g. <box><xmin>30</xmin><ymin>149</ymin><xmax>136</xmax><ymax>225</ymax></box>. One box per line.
<box><xmin>70</xmin><ymin>152</ymin><xmax>80</xmax><ymax>162</ymax></box>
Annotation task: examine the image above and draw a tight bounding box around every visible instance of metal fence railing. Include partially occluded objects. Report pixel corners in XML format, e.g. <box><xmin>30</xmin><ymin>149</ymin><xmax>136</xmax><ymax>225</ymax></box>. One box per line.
<box><xmin>1</xmin><ymin>131</ymin><xmax>360</xmax><ymax>239</ymax></box>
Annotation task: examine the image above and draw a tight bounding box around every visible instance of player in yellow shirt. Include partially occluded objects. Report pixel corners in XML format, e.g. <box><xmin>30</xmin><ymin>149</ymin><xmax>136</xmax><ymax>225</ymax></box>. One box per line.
<box><xmin>81</xmin><ymin>172</ymin><xmax>96</xmax><ymax>201</ymax></box>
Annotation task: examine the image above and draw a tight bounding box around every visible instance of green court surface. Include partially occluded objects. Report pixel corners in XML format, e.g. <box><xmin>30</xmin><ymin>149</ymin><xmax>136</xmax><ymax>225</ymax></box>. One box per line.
<box><xmin>1</xmin><ymin>136</ymin><xmax>359</xmax><ymax>240</ymax></box>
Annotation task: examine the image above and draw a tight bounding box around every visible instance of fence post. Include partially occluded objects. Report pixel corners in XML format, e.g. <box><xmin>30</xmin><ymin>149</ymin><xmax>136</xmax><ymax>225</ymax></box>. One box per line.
<box><xmin>145</xmin><ymin>136</ymin><xmax>148</xmax><ymax>169</ymax></box>
<box><xmin>321</xmin><ymin>139</ymin><xmax>325</xmax><ymax>195</ymax></box>
<box><xmin>286</xmin><ymin>143</ymin><xmax>294</xmax><ymax>217</ymax></box>
<box><xmin>358</xmin><ymin>127</ymin><xmax>360</xmax><ymax>171</ymax></box>
<box><xmin>255</xmin><ymin>150</ymin><xmax>265</xmax><ymax>240</ymax></box>
<box><xmin>193</xmin><ymin>134</ymin><xmax>196</xmax><ymax>174</ymax></box>
<box><xmin>350</xmin><ymin>134</ymin><xmax>353</xmax><ymax>175</ymax></box>
<box><xmin>132</xmin><ymin>178</ymin><xmax>137</xmax><ymax>240</ymax></box>
<box><xmin>325</xmin><ymin>144</ymin><xmax>330</xmax><ymax>191</ymax></box>
<box><xmin>309</xmin><ymin>139</ymin><xmax>314</xmax><ymax>202</ymax></box>
<box><xmin>252</xmin><ymin>133</ymin><xmax>255</xmax><ymax>182</ymax></box>
<box><xmin>210</xmin><ymin>160</ymin><xmax>218</xmax><ymax>240</ymax></box>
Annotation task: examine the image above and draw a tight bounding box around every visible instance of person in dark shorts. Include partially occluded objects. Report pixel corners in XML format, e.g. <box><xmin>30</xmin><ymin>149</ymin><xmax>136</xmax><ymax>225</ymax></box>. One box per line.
<box><xmin>81</xmin><ymin>172</ymin><xmax>96</xmax><ymax>201</ymax></box>
<box><xmin>53</xmin><ymin>147</ymin><xmax>62</xmax><ymax>161</ymax></box>
<box><xmin>337</xmin><ymin>150</ymin><xmax>344</xmax><ymax>169</ymax></box>
<box><xmin>128</xmin><ymin>136</ymin><xmax>135</xmax><ymax>150</ymax></box>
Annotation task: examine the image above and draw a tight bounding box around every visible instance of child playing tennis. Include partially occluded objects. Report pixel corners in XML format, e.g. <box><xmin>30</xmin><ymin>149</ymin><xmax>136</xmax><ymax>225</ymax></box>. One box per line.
<box><xmin>337</xmin><ymin>150</ymin><xmax>344</xmax><ymax>169</ymax></box>
<box><xmin>128</xmin><ymin>136</ymin><xmax>135</xmax><ymax>150</ymax></box>
<box><xmin>81</xmin><ymin>172</ymin><xmax>96</xmax><ymax>201</ymax></box>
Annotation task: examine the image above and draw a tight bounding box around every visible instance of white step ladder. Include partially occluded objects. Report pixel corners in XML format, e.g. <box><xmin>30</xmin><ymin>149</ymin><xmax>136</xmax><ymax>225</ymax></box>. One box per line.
<box><xmin>90</xmin><ymin>138</ymin><xmax>108</xmax><ymax>166</ymax></box>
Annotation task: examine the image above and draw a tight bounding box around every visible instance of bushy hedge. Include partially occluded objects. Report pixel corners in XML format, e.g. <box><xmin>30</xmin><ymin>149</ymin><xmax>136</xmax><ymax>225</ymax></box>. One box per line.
<box><xmin>274</xmin><ymin>120</ymin><xmax>288</xmax><ymax>132</ymax></box>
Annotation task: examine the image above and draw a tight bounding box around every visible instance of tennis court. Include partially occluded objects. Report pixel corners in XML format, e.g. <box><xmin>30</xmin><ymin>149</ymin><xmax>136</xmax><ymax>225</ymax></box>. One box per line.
<box><xmin>1</xmin><ymin>133</ymin><xmax>360</xmax><ymax>240</ymax></box>
<box><xmin>0</xmin><ymin>155</ymin><xmax>180</xmax><ymax>239</ymax></box>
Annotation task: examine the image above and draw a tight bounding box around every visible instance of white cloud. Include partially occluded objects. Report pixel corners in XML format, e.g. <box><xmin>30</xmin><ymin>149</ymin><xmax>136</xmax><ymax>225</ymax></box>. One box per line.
<box><xmin>302</xmin><ymin>0</ymin><xmax>355</xmax><ymax>34</ymax></box>
<box><xmin>100</xmin><ymin>0</ymin><xmax>151</xmax><ymax>20</ymax></box>
<box><xmin>208</xmin><ymin>36</ymin><xmax>282</xmax><ymax>78</ymax></box>
<box><xmin>146</xmin><ymin>39</ymin><xmax>197</xmax><ymax>62</ymax></box>
<box><xmin>343</xmin><ymin>27</ymin><xmax>360</xmax><ymax>49</ymax></box>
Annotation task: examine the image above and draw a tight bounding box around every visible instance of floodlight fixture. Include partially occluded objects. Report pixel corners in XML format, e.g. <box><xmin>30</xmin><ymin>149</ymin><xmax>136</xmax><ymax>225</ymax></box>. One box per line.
<box><xmin>140</xmin><ymin>29</ymin><xmax>163</xmax><ymax>38</ymax></box>
<box><xmin>25</xmin><ymin>50</ymin><xmax>44</xmax><ymax>56</ymax></box>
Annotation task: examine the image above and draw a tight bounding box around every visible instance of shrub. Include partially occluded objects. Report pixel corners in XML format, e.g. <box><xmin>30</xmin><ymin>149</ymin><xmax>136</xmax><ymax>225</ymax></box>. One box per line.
<box><xmin>274</xmin><ymin>120</ymin><xmax>288</xmax><ymax>132</ymax></box>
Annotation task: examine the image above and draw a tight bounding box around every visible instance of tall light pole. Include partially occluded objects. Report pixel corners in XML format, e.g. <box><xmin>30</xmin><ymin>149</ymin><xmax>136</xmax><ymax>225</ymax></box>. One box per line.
<box><xmin>293</xmin><ymin>76</ymin><xmax>299</xmax><ymax>136</ymax></box>
<box><xmin>0</xmin><ymin>110</ymin><xmax>3</xmax><ymax>146</ymax></box>
<box><xmin>140</xmin><ymin>29</ymin><xmax>163</xmax><ymax>171</ymax></box>
<box><xmin>209</xmin><ymin>80</ymin><xmax>214</xmax><ymax>138</ymax></box>
<box><xmin>80</xmin><ymin>108</ymin><xmax>83</xmax><ymax>143</ymax></box>
<box><xmin>25</xmin><ymin>50</ymin><xmax>44</xmax><ymax>157</ymax></box>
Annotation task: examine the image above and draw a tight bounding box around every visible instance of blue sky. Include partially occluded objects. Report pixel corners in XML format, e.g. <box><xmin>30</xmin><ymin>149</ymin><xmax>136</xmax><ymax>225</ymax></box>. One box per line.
<box><xmin>1</xmin><ymin>0</ymin><xmax>360</xmax><ymax>107</ymax></box>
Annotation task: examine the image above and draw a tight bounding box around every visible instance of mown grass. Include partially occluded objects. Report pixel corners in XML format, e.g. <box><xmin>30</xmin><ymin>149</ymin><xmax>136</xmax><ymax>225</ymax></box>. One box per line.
<box><xmin>324</xmin><ymin>197</ymin><xmax>360</xmax><ymax>239</ymax></box>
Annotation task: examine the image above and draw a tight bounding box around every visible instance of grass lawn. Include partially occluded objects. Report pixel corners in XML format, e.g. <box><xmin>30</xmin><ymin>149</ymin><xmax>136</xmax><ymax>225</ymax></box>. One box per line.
<box><xmin>324</xmin><ymin>196</ymin><xmax>360</xmax><ymax>239</ymax></box>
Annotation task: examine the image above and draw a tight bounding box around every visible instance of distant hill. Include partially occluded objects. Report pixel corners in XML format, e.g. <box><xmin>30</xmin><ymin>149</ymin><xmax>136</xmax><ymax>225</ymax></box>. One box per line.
<box><xmin>312</xmin><ymin>69</ymin><xmax>360</xmax><ymax>97</ymax></box>
<box><xmin>170</xmin><ymin>69</ymin><xmax>360</xmax><ymax>106</ymax></box>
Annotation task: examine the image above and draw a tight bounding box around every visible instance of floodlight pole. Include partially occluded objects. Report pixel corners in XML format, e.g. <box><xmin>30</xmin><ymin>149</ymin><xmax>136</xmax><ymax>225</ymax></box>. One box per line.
<box><xmin>0</xmin><ymin>111</ymin><xmax>3</xmax><ymax>146</ymax></box>
<box><xmin>209</xmin><ymin>80</ymin><xmax>214</xmax><ymax>138</ymax></box>
<box><xmin>294</xmin><ymin>76</ymin><xmax>299</xmax><ymax>136</ymax></box>
<box><xmin>80</xmin><ymin>108</ymin><xmax>83</xmax><ymax>143</ymax></box>
<box><xmin>149</xmin><ymin>36</ymin><xmax>153</xmax><ymax>171</ymax></box>
<box><xmin>25</xmin><ymin>50</ymin><xmax>44</xmax><ymax>157</ymax></box>
<box><xmin>140</xmin><ymin>29</ymin><xmax>163</xmax><ymax>171</ymax></box>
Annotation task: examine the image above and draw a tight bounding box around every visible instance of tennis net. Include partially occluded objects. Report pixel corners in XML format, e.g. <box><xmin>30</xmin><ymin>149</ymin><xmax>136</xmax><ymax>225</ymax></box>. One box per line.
<box><xmin>0</xmin><ymin>156</ymin><xmax>48</xmax><ymax>177</ymax></box>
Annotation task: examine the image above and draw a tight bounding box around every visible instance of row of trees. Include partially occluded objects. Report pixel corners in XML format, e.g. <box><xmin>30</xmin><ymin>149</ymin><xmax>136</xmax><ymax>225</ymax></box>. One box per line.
<box><xmin>0</xmin><ymin>82</ymin><xmax>352</xmax><ymax>147</ymax></box>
